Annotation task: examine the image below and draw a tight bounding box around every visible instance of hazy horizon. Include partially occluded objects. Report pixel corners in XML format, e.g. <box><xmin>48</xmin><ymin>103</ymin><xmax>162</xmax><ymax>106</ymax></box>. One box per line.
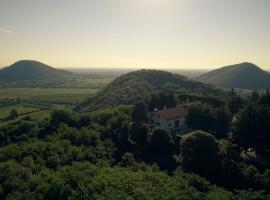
<box><xmin>1</xmin><ymin>60</ymin><xmax>269</xmax><ymax>72</ymax></box>
<box><xmin>1</xmin><ymin>0</ymin><xmax>270</xmax><ymax>69</ymax></box>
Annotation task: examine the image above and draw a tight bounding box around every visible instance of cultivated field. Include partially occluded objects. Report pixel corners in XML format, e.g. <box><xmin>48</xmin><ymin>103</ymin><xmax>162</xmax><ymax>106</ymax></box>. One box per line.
<box><xmin>0</xmin><ymin>78</ymin><xmax>113</xmax><ymax>123</ymax></box>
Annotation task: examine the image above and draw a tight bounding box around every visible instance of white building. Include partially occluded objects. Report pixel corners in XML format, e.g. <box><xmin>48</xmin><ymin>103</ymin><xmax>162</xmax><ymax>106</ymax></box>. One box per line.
<box><xmin>150</xmin><ymin>106</ymin><xmax>188</xmax><ymax>131</ymax></box>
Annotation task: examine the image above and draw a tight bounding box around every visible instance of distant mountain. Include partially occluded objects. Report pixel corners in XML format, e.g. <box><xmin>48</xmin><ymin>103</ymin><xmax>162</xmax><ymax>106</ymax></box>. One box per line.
<box><xmin>77</xmin><ymin>69</ymin><xmax>219</xmax><ymax>111</ymax></box>
<box><xmin>197</xmin><ymin>62</ymin><xmax>270</xmax><ymax>89</ymax></box>
<box><xmin>0</xmin><ymin>60</ymin><xmax>73</xmax><ymax>81</ymax></box>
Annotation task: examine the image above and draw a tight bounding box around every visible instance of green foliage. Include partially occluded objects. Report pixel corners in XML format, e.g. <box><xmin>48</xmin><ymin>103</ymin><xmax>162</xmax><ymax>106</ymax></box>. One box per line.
<box><xmin>233</xmin><ymin>104</ymin><xmax>270</xmax><ymax>154</ymax></box>
<box><xmin>260</xmin><ymin>93</ymin><xmax>270</xmax><ymax>105</ymax></box>
<box><xmin>50</xmin><ymin>109</ymin><xmax>74</xmax><ymax>127</ymax></box>
<box><xmin>130</xmin><ymin>123</ymin><xmax>150</xmax><ymax>148</ymax></box>
<box><xmin>216</xmin><ymin>140</ymin><xmax>243</xmax><ymax>188</ymax></box>
<box><xmin>77</xmin><ymin>69</ymin><xmax>219</xmax><ymax>111</ymax></box>
<box><xmin>178</xmin><ymin>94</ymin><xmax>225</xmax><ymax>108</ymax></box>
<box><xmin>186</xmin><ymin>105</ymin><xmax>231</xmax><ymax>138</ymax></box>
<box><xmin>0</xmin><ymin>118</ymin><xmax>38</xmax><ymax>146</ymax></box>
<box><xmin>148</xmin><ymin>92</ymin><xmax>177</xmax><ymax>111</ymax></box>
<box><xmin>151</xmin><ymin>129</ymin><xmax>172</xmax><ymax>153</ymax></box>
<box><xmin>180</xmin><ymin>131</ymin><xmax>219</xmax><ymax>179</ymax></box>
<box><xmin>228</xmin><ymin>96</ymin><xmax>244</xmax><ymax>115</ymax></box>
<box><xmin>119</xmin><ymin>152</ymin><xmax>136</xmax><ymax>167</ymax></box>
<box><xmin>0</xmin><ymin>96</ymin><xmax>269</xmax><ymax>199</ymax></box>
<box><xmin>233</xmin><ymin>189</ymin><xmax>270</xmax><ymax>200</ymax></box>
<box><xmin>132</xmin><ymin>102</ymin><xmax>148</xmax><ymax>123</ymax></box>
<box><xmin>1</xmin><ymin>160</ymin><xmax>256</xmax><ymax>200</ymax></box>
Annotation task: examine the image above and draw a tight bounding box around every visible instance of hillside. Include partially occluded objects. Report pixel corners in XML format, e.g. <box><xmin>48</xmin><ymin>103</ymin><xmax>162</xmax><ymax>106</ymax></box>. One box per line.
<box><xmin>197</xmin><ymin>62</ymin><xmax>270</xmax><ymax>89</ymax></box>
<box><xmin>77</xmin><ymin>69</ymin><xmax>219</xmax><ymax>111</ymax></box>
<box><xmin>0</xmin><ymin>60</ymin><xmax>73</xmax><ymax>81</ymax></box>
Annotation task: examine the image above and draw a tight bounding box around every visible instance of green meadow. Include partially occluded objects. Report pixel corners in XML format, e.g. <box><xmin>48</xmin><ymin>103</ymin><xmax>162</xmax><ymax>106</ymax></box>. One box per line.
<box><xmin>0</xmin><ymin>81</ymin><xmax>109</xmax><ymax>122</ymax></box>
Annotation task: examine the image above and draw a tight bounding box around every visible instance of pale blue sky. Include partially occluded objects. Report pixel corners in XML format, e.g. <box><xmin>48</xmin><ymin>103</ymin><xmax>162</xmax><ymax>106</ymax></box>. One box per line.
<box><xmin>0</xmin><ymin>0</ymin><xmax>270</xmax><ymax>69</ymax></box>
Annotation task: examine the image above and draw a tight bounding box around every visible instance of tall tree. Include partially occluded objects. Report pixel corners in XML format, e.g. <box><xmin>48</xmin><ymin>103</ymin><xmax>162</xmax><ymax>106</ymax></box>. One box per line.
<box><xmin>151</xmin><ymin>129</ymin><xmax>172</xmax><ymax>153</ymax></box>
<box><xmin>50</xmin><ymin>109</ymin><xmax>73</xmax><ymax>127</ymax></box>
<box><xmin>148</xmin><ymin>94</ymin><xmax>160</xmax><ymax>111</ymax></box>
<box><xmin>180</xmin><ymin>131</ymin><xmax>219</xmax><ymax>178</ymax></box>
<box><xmin>250</xmin><ymin>91</ymin><xmax>260</xmax><ymax>102</ymax></box>
<box><xmin>131</xmin><ymin>102</ymin><xmax>148</xmax><ymax>123</ymax></box>
<box><xmin>130</xmin><ymin>123</ymin><xmax>149</xmax><ymax>147</ymax></box>
<box><xmin>228</xmin><ymin>96</ymin><xmax>244</xmax><ymax>116</ymax></box>
<box><xmin>186</xmin><ymin>105</ymin><xmax>230</xmax><ymax>138</ymax></box>
<box><xmin>233</xmin><ymin>104</ymin><xmax>270</xmax><ymax>154</ymax></box>
<box><xmin>214</xmin><ymin>109</ymin><xmax>231</xmax><ymax>138</ymax></box>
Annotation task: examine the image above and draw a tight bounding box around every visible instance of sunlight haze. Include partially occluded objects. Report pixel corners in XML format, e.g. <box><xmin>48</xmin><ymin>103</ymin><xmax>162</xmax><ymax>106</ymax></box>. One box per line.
<box><xmin>0</xmin><ymin>0</ymin><xmax>270</xmax><ymax>69</ymax></box>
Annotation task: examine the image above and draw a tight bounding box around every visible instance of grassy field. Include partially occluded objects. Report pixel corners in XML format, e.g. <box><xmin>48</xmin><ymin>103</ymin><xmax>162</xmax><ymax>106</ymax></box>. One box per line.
<box><xmin>0</xmin><ymin>88</ymin><xmax>91</xmax><ymax>122</ymax></box>
<box><xmin>0</xmin><ymin>88</ymin><xmax>96</xmax><ymax>99</ymax></box>
<box><xmin>0</xmin><ymin>77</ymin><xmax>113</xmax><ymax>123</ymax></box>
<box><xmin>21</xmin><ymin>110</ymin><xmax>51</xmax><ymax>121</ymax></box>
<box><xmin>0</xmin><ymin>104</ymin><xmax>40</xmax><ymax>120</ymax></box>
<box><xmin>0</xmin><ymin>88</ymin><xmax>99</xmax><ymax>105</ymax></box>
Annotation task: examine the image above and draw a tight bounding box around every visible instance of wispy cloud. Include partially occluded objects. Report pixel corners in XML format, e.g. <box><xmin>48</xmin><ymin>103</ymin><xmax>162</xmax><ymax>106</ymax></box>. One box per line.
<box><xmin>0</xmin><ymin>28</ymin><xmax>14</xmax><ymax>34</ymax></box>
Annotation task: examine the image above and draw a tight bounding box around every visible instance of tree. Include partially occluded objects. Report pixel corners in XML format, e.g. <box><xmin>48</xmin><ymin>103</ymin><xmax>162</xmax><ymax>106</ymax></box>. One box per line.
<box><xmin>9</xmin><ymin>109</ymin><xmax>18</xmax><ymax>119</ymax></box>
<box><xmin>186</xmin><ymin>105</ymin><xmax>214</xmax><ymax>132</ymax></box>
<box><xmin>148</xmin><ymin>92</ymin><xmax>176</xmax><ymax>111</ymax></box>
<box><xmin>228</xmin><ymin>96</ymin><xmax>244</xmax><ymax>116</ymax></box>
<box><xmin>214</xmin><ymin>109</ymin><xmax>231</xmax><ymax>139</ymax></box>
<box><xmin>148</xmin><ymin>94</ymin><xmax>160</xmax><ymax>111</ymax></box>
<box><xmin>159</xmin><ymin>92</ymin><xmax>167</xmax><ymax>108</ymax></box>
<box><xmin>149</xmin><ymin>129</ymin><xmax>176</xmax><ymax>171</ymax></box>
<box><xmin>186</xmin><ymin>105</ymin><xmax>230</xmax><ymax>138</ymax></box>
<box><xmin>260</xmin><ymin>93</ymin><xmax>270</xmax><ymax>105</ymax></box>
<box><xmin>78</xmin><ymin>115</ymin><xmax>91</xmax><ymax>127</ymax></box>
<box><xmin>217</xmin><ymin>140</ymin><xmax>242</xmax><ymax>188</ymax></box>
<box><xmin>50</xmin><ymin>109</ymin><xmax>73</xmax><ymax>127</ymax></box>
<box><xmin>250</xmin><ymin>91</ymin><xmax>260</xmax><ymax>102</ymax></box>
<box><xmin>131</xmin><ymin>102</ymin><xmax>148</xmax><ymax>123</ymax></box>
<box><xmin>180</xmin><ymin>131</ymin><xmax>219</xmax><ymax>178</ymax></box>
<box><xmin>130</xmin><ymin>123</ymin><xmax>149</xmax><ymax>147</ymax></box>
<box><xmin>233</xmin><ymin>104</ymin><xmax>270</xmax><ymax>154</ymax></box>
<box><xmin>151</xmin><ymin>129</ymin><xmax>172</xmax><ymax>153</ymax></box>
<box><xmin>119</xmin><ymin>152</ymin><xmax>136</xmax><ymax>167</ymax></box>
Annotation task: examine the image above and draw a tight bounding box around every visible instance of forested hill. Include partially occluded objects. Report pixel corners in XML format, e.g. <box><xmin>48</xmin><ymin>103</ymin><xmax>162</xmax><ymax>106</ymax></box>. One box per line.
<box><xmin>77</xmin><ymin>69</ymin><xmax>219</xmax><ymax>111</ymax></box>
<box><xmin>197</xmin><ymin>62</ymin><xmax>270</xmax><ymax>89</ymax></box>
<box><xmin>0</xmin><ymin>60</ymin><xmax>73</xmax><ymax>81</ymax></box>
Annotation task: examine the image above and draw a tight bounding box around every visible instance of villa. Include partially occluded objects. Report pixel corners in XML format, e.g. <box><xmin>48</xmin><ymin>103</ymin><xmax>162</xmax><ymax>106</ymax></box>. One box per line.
<box><xmin>150</xmin><ymin>106</ymin><xmax>188</xmax><ymax>131</ymax></box>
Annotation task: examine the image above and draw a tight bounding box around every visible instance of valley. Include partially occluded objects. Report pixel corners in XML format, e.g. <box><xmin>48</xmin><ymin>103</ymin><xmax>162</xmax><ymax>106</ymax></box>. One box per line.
<box><xmin>0</xmin><ymin>60</ymin><xmax>270</xmax><ymax>199</ymax></box>
<box><xmin>1</xmin><ymin>1</ymin><xmax>270</xmax><ymax>199</ymax></box>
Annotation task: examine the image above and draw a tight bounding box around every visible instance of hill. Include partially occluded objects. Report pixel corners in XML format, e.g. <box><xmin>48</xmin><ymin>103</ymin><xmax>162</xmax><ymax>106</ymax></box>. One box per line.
<box><xmin>0</xmin><ymin>60</ymin><xmax>73</xmax><ymax>81</ymax></box>
<box><xmin>77</xmin><ymin>69</ymin><xmax>219</xmax><ymax>111</ymax></box>
<box><xmin>197</xmin><ymin>62</ymin><xmax>270</xmax><ymax>89</ymax></box>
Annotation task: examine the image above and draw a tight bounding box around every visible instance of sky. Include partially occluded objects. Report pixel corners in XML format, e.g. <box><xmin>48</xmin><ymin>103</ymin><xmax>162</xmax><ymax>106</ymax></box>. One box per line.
<box><xmin>0</xmin><ymin>0</ymin><xmax>270</xmax><ymax>69</ymax></box>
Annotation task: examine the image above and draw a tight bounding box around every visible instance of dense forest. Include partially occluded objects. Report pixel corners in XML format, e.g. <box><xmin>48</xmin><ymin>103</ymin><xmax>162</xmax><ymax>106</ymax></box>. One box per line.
<box><xmin>77</xmin><ymin>69</ymin><xmax>221</xmax><ymax>111</ymax></box>
<box><xmin>1</xmin><ymin>86</ymin><xmax>270</xmax><ymax>199</ymax></box>
<box><xmin>2</xmin><ymin>0</ymin><xmax>270</xmax><ymax>198</ymax></box>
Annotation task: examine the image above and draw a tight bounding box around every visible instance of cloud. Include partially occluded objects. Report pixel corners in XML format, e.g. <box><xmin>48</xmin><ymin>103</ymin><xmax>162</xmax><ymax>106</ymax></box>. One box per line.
<box><xmin>0</xmin><ymin>28</ymin><xmax>14</xmax><ymax>34</ymax></box>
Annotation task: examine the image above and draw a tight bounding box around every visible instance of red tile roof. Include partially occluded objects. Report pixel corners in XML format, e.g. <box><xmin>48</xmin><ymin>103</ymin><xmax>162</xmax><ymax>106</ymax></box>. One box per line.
<box><xmin>156</xmin><ymin>106</ymin><xmax>188</xmax><ymax>120</ymax></box>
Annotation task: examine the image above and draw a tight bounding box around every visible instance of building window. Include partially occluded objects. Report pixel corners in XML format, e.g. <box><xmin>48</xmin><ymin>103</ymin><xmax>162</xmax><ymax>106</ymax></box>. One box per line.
<box><xmin>168</xmin><ymin>123</ymin><xmax>171</xmax><ymax>127</ymax></box>
<box><xmin>156</xmin><ymin>122</ymin><xmax>160</xmax><ymax>126</ymax></box>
